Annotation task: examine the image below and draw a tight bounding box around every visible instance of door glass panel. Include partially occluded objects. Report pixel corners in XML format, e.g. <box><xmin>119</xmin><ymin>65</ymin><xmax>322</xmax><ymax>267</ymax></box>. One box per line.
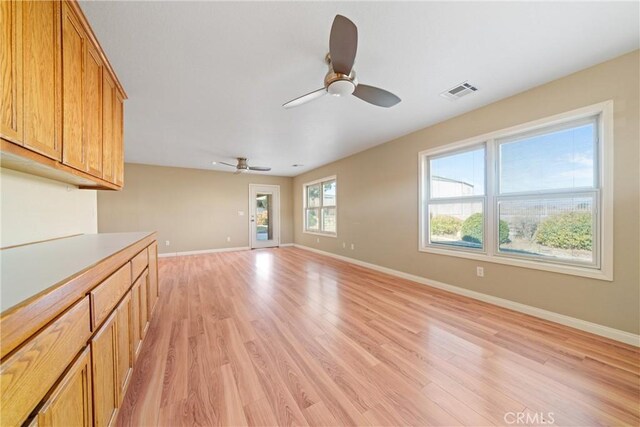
<box><xmin>256</xmin><ymin>194</ymin><xmax>273</xmax><ymax>241</ymax></box>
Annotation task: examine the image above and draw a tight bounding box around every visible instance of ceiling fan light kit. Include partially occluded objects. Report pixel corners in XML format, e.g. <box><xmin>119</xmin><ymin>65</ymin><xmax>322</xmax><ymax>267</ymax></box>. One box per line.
<box><xmin>283</xmin><ymin>15</ymin><xmax>401</xmax><ymax>109</ymax></box>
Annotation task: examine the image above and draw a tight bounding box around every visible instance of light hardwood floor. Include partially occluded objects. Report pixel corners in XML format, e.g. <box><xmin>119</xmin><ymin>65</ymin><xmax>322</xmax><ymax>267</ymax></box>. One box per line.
<box><xmin>116</xmin><ymin>248</ymin><xmax>639</xmax><ymax>426</ymax></box>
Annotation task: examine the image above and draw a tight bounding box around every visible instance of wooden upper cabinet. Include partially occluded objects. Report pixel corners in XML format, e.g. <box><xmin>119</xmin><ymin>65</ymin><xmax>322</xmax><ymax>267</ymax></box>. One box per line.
<box><xmin>114</xmin><ymin>91</ymin><xmax>124</xmax><ymax>186</ymax></box>
<box><xmin>0</xmin><ymin>0</ymin><xmax>126</xmax><ymax>189</ymax></box>
<box><xmin>36</xmin><ymin>346</ymin><xmax>93</xmax><ymax>427</ymax></box>
<box><xmin>61</xmin><ymin>2</ymin><xmax>86</xmax><ymax>171</ymax></box>
<box><xmin>0</xmin><ymin>0</ymin><xmax>23</xmax><ymax>144</ymax></box>
<box><xmin>102</xmin><ymin>73</ymin><xmax>116</xmax><ymax>183</ymax></box>
<box><xmin>22</xmin><ymin>0</ymin><xmax>62</xmax><ymax>160</ymax></box>
<box><xmin>85</xmin><ymin>43</ymin><xmax>103</xmax><ymax>177</ymax></box>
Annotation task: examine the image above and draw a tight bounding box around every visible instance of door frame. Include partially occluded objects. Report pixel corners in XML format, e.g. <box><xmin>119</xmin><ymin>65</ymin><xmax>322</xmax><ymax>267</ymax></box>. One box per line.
<box><xmin>248</xmin><ymin>184</ymin><xmax>281</xmax><ymax>249</ymax></box>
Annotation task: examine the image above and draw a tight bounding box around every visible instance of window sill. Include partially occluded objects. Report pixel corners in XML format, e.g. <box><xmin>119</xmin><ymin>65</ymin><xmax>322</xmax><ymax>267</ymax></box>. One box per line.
<box><xmin>419</xmin><ymin>245</ymin><xmax>612</xmax><ymax>281</ymax></box>
<box><xmin>304</xmin><ymin>231</ymin><xmax>337</xmax><ymax>238</ymax></box>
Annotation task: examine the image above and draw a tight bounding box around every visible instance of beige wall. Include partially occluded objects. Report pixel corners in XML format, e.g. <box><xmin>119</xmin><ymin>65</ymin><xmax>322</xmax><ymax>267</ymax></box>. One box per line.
<box><xmin>97</xmin><ymin>163</ymin><xmax>293</xmax><ymax>254</ymax></box>
<box><xmin>0</xmin><ymin>168</ymin><xmax>98</xmax><ymax>247</ymax></box>
<box><xmin>293</xmin><ymin>50</ymin><xmax>640</xmax><ymax>334</ymax></box>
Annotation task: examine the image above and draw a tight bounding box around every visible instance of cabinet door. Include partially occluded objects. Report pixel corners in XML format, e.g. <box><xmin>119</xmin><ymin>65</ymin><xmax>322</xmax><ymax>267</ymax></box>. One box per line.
<box><xmin>113</xmin><ymin>91</ymin><xmax>124</xmax><ymax>186</ymax></box>
<box><xmin>102</xmin><ymin>73</ymin><xmax>115</xmax><ymax>183</ymax></box>
<box><xmin>22</xmin><ymin>0</ymin><xmax>61</xmax><ymax>160</ymax></box>
<box><xmin>130</xmin><ymin>278</ymin><xmax>142</xmax><ymax>361</ymax></box>
<box><xmin>115</xmin><ymin>291</ymin><xmax>132</xmax><ymax>403</ymax></box>
<box><xmin>61</xmin><ymin>2</ymin><xmax>86</xmax><ymax>171</ymax></box>
<box><xmin>139</xmin><ymin>270</ymin><xmax>149</xmax><ymax>340</ymax></box>
<box><xmin>37</xmin><ymin>346</ymin><xmax>93</xmax><ymax>427</ymax></box>
<box><xmin>0</xmin><ymin>0</ymin><xmax>23</xmax><ymax>144</ymax></box>
<box><xmin>91</xmin><ymin>312</ymin><xmax>118</xmax><ymax>427</ymax></box>
<box><xmin>85</xmin><ymin>43</ymin><xmax>103</xmax><ymax>177</ymax></box>
<box><xmin>148</xmin><ymin>243</ymin><xmax>159</xmax><ymax>316</ymax></box>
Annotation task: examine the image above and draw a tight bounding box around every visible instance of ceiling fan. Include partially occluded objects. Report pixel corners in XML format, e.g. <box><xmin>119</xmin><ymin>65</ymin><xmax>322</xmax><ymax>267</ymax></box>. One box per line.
<box><xmin>218</xmin><ymin>157</ymin><xmax>271</xmax><ymax>174</ymax></box>
<box><xmin>283</xmin><ymin>15</ymin><xmax>401</xmax><ymax>109</ymax></box>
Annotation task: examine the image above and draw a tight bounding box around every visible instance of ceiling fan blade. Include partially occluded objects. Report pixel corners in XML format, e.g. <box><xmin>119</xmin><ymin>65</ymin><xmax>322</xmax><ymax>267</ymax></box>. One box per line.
<box><xmin>353</xmin><ymin>84</ymin><xmax>401</xmax><ymax>108</ymax></box>
<box><xmin>219</xmin><ymin>161</ymin><xmax>237</xmax><ymax>168</ymax></box>
<box><xmin>283</xmin><ymin>88</ymin><xmax>326</xmax><ymax>109</ymax></box>
<box><xmin>329</xmin><ymin>15</ymin><xmax>358</xmax><ymax>75</ymax></box>
<box><xmin>249</xmin><ymin>166</ymin><xmax>271</xmax><ymax>171</ymax></box>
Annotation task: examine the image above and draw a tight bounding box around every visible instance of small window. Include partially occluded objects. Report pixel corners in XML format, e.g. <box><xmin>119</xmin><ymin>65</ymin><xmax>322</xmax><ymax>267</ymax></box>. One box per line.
<box><xmin>304</xmin><ymin>176</ymin><xmax>337</xmax><ymax>236</ymax></box>
<box><xmin>419</xmin><ymin>101</ymin><xmax>613</xmax><ymax>280</ymax></box>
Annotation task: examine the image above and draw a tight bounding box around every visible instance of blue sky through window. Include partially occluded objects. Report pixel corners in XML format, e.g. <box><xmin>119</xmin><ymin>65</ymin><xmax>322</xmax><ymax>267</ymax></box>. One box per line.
<box><xmin>500</xmin><ymin>123</ymin><xmax>595</xmax><ymax>193</ymax></box>
<box><xmin>430</xmin><ymin>147</ymin><xmax>485</xmax><ymax>196</ymax></box>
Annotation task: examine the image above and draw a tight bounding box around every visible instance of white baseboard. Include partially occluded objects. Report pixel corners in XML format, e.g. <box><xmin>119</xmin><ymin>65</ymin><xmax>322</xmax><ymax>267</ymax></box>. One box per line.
<box><xmin>158</xmin><ymin>243</ymin><xmax>296</xmax><ymax>258</ymax></box>
<box><xmin>158</xmin><ymin>246</ymin><xmax>250</xmax><ymax>258</ymax></box>
<box><xmin>292</xmin><ymin>244</ymin><xmax>640</xmax><ymax>347</ymax></box>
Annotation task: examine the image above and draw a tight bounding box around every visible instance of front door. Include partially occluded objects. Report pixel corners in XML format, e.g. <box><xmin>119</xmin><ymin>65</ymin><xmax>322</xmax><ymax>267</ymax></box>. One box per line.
<box><xmin>249</xmin><ymin>184</ymin><xmax>280</xmax><ymax>249</ymax></box>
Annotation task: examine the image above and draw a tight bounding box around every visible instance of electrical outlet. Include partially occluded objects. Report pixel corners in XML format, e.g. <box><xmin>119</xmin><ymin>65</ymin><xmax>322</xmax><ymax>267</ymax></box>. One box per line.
<box><xmin>226</xmin><ymin>237</ymin><xmax>231</xmax><ymax>242</ymax></box>
<box><xmin>477</xmin><ymin>266</ymin><xmax>484</xmax><ymax>277</ymax></box>
<box><xmin>165</xmin><ymin>240</ymin><xmax>170</xmax><ymax>246</ymax></box>
<box><xmin>316</xmin><ymin>238</ymin><xmax>320</xmax><ymax>243</ymax></box>
<box><xmin>350</xmin><ymin>243</ymin><xmax>355</xmax><ymax>250</ymax></box>
<box><xmin>342</xmin><ymin>242</ymin><xmax>346</xmax><ymax>248</ymax></box>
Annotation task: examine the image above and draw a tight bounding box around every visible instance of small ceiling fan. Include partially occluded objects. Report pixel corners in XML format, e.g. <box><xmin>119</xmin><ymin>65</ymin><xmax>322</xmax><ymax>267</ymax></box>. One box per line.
<box><xmin>218</xmin><ymin>157</ymin><xmax>271</xmax><ymax>174</ymax></box>
<box><xmin>283</xmin><ymin>15</ymin><xmax>401</xmax><ymax>109</ymax></box>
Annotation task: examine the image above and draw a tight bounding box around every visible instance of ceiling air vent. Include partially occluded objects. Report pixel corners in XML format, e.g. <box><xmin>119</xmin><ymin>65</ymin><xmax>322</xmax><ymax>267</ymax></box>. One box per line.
<box><xmin>440</xmin><ymin>82</ymin><xmax>478</xmax><ymax>100</ymax></box>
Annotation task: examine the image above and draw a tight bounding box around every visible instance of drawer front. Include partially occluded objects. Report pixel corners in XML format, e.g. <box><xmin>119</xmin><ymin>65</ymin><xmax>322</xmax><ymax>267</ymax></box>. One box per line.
<box><xmin>130</xmin><ymin>249</ymin><xmax>148</xmax><ymax>282</ymax></box>
<box><xmin>91</xmin><ymin>263</ymin><xmax>132</xmax><ymax>328</ymax></box>
<box><xmin>0</xmin><ymin>296</ymin><xmax>91</xmax><ymax>427</ymax></box>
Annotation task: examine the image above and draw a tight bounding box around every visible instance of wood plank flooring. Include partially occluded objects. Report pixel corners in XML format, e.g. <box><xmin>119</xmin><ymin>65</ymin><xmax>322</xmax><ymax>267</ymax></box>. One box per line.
<box><xmin>116</xmin><ymin>247</ymin><xmax>640</xmax><ymax>426</ymax></box>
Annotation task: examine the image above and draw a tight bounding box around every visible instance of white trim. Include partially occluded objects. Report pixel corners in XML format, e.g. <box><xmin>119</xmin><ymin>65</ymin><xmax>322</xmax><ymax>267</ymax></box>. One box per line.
<box><xmin>292</xmin><ymin>244</ymin><xmax>639</xmax><ymax>347</ymax></box>
<box><xmin>279</xmin><ymin>243</ymin><xmax>295</xmax><ymax>247</ymax></box>
<box><xmin>159</xmin><ymin>246</ymin><xmax>250</xmax><ymax>258</ymax></box>
<box><xmin>418</xmin><ymin>101</ymin><xmax>614</xmax><ymax>281</ymax></box>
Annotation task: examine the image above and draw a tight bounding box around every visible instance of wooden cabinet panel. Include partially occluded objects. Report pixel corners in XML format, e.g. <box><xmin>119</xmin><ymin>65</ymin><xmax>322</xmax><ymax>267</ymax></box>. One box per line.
<box><xmin>91</xmin><ymin>311</ymin><xmax>118</xmax><ymax>427</ymax></box>
<box><xmin>148</xmin><ymin>243</ymin><xmax>159</xmax><ymax>316</ymax></box>
<box><xmin>61</xmin><ymin>2</ymin><xmax>86</xmax><ymax>171</ymax></box>
<box><xmin>85</xmin><ymin>43</ymin><xmax>103</xmax><ymax>177</ymax></box>
<box><xmin>131</xmin><ymin>278</ymin><xmax>142</xmax><ymax>361</ymax></box>
<box><xmin>0</xmin><ymin>297</ymin><xmax>91</xmax><ymax>427</ymax></box>
<box><xmin>0</xmin><ymin>0</ymin><xmax>23</xmax><ymax>144</ymax></box>
<box><xmin>114</xmin><ymin>91</ymin><xmax>124</xmax><ymax>186</ymax></box>
<box><xmin>37</xmin><ymin>346</ymin><xmax>93</xmax><ymax>427</ymax></box>
<box><xmin>22</xmin><ymin>0</ymin><xmax>61</xmax><ymax>160</ymax></box>
<box><xmin>102</xmin><ymin>73</ymin><xmax>115</xmax><ymax>183</ymax></box>
<box><xmin>131</xmin><ymin>249</ymin><xmax>148</xmax><ymax>282</ymax></box>
<box><xmin>139</xmin><ymin>270</ymin><xmax>149</xmax><ymax>339</ymax></box>
<box><xmin>115</xmin><ymin>291</ymin><xmax>133</xmax><ymax>403</ymax></box>
<box><xmin>90</xmin><ymin>263</ymin><xmax>131</xmax><ymax>329</ymax></box>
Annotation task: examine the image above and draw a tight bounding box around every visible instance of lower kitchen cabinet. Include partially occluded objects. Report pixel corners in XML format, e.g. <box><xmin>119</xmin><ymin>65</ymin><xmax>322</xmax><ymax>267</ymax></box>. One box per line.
<box><xmin>35</xmin><ymin>346</ymin><xmax>93</xmax><ymax>427</ymax></box>
<box><xmin>0</xmin><ymin>234</ymin><xmax>158</xmax><ymax>427</ymax></box>
<box><xmin>91</xmin><ymin>311</ymin><xmax>118</xmax><ymax>427</ymax></box>
<box><xmin>115</xmin><ymin>291</ymin><xmax>133</xmax><ymax>403</ymax></box>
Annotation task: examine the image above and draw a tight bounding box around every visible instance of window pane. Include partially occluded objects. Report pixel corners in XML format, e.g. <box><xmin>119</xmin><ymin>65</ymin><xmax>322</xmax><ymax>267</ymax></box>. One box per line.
<box><xmin>430</xmin><ymin>147</ymin><xmax>485</xmax><ymax>198</ymax></box>
<box><xmin>322</xmin><ymin>207</ymin><xmax>336</xmax><ymax>233</ymax></box>
<box><xmin>307</xmin><ymin>184</ymin><xmax>321</xmax><ymax>208</ymax></box>
<box><xmin>306</xmin><ymin>208</ymin><xmax>319</xmax><ymax>231</ymax></box>
<box><xmin>428</xmin><ymin>202</ymin><xmax>484</xmax><ymax>250</ymax></box>
<box><xmin>323</xmin><ymin>180</ymin><xmax>336</xmax><ymax>206</ymax></box>
<box><xmin>499</xmin><ymin>121</ymin><xmax>596</xmax><ymax>194</ymax></box>
<box><xmin>497</xmin><ymin>196</ymin><xmax>594</xmax><ymax>264</ymax></box>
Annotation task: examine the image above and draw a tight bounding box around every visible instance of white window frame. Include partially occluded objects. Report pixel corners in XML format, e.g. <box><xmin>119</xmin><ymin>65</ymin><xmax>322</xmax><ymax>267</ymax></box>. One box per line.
<box><xmin>418</xmin><ymin>101</ymin><xmax>613</xmax><ymax>281</ymax></box>
<box><xmin>303</xmin><ymin>175</ymin><xmax>337</xmax><ymax>237</ymax></box>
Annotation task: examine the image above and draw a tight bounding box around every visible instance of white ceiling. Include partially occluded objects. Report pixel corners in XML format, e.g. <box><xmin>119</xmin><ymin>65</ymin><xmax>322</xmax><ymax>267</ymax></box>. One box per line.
<box><xmin>80</xmin><ymin>1</ymin><xmax>639</xmax><ymax>177</ymax></box>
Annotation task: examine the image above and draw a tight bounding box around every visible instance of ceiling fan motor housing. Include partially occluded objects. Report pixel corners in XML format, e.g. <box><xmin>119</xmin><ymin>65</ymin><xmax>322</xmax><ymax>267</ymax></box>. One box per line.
<box><xmin>324</xmin><ymin>71</ymin><xmax>356</xmax><ymax>96</ymax></box>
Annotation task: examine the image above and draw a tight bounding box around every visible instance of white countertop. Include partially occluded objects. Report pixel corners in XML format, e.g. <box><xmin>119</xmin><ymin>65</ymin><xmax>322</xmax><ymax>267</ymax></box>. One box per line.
<box><xmin>1</xmin><ymin>232</ymin><xmax>154</xmax><ymax>313</ymax></box>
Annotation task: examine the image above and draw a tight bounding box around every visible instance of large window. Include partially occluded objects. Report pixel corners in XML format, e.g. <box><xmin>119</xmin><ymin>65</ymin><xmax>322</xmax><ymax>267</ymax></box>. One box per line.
<box><xmin>304</xmin><ymin>176</ymin><xmax>337</xmax><ymax>236</ymax></box>
<box><xmin>419</xmin><ymin>102</ymin><xmax>613</xmax><ymax>280</ymax></box>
